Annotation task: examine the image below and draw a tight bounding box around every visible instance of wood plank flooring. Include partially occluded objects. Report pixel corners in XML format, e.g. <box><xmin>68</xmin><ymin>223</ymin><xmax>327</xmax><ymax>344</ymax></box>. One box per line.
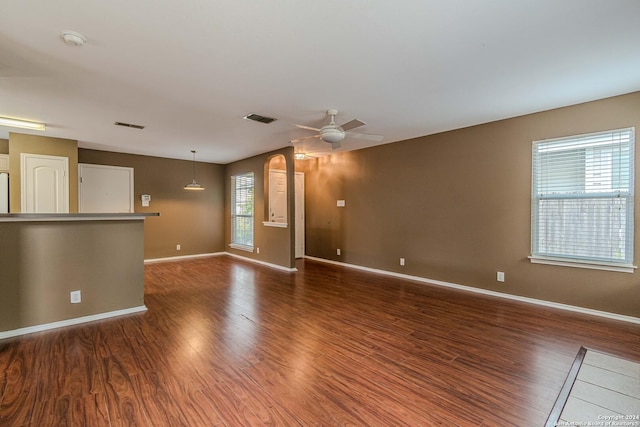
<box><xmin>1</xmin><ymin>256</ymin><xmax>639</xmax><ymax>426</ymax></box>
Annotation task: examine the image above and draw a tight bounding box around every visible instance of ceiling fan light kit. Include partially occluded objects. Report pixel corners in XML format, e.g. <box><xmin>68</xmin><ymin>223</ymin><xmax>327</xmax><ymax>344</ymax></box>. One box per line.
<box><xmin>319</xmin><ymin>127</ymin><xmax>344</xmax><ymax>144</ymax></box>
<box><xmin>290</xmin><ymin>109</ymin><xmax>383</xmax><ymax>150</ymax></box>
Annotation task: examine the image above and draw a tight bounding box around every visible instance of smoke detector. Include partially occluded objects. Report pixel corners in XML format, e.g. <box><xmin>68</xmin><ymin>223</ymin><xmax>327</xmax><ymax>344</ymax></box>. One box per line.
<box><xmin>61</xmin><ymin>31</ymin><xmax>86</xmax><ymax>46</ymax></box>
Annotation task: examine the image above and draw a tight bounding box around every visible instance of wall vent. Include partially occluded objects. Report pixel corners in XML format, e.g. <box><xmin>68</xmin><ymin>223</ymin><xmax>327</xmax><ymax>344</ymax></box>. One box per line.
<box><xmin>114</xmin><ymin>121</ymin><xmax>145</xmax><ymax>130</ymax></box>
<box><xmin>243</xmin><ymin>113</ymin><xmax>277</xmax><ymax>124</ymax></box>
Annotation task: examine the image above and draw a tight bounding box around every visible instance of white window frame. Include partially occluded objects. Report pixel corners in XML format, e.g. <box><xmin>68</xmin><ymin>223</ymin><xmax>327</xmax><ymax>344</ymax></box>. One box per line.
<box><xmin>530</xmin><ymin>128</ymin><xmax>636</xmax><ymax>273</ymax></box>
<box><xmin>230</xmin><ymin>172</ymin><xmax>255</xmax><ymax>252</ymax></box>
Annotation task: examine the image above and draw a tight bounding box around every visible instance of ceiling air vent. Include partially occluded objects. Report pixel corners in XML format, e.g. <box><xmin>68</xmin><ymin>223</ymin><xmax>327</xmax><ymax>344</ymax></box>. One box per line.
<box><xmin>243</xmin><ymin>113</ymin><xmax>276</xmax><ymax>124</ymax></box>
<box><xmin>114</xmin><ymin>121</ymin><xmax>145</xmax><ymax>130</ymax></box>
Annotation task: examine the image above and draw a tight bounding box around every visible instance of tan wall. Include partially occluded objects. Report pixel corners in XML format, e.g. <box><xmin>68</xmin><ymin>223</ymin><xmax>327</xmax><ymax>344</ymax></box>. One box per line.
<box><xmin>0</xmin><ymin>138</ymin><xmax>8</xmax><ymax>154</ymax></box>
<box><xmin>225</xmin><ymin>147</ymin><xmax>296</xmax><ymax>269</ymax></box>
<box><xmin>8</xmin><ymin>133</ymin><xmax>79</xmax><ymax>213</ymax></box>
<box><xmin>302</xmin><ymin>91</ymin><xmax>640</xmax><ymax>317</ymax></box>
<box><xmin>78</xmin><ymin>149</ymin><xmax>225</xmax><ymax>259</ymax></box>
<box><xmin>0</xmin><ymin>220</ymin><xmax>144</xmax><ymax>332</ymax></box>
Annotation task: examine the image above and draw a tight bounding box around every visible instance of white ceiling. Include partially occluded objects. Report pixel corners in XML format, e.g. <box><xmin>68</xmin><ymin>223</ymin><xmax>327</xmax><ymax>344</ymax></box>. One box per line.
<box><xmin>1</xmin><ymin>1</ymin><xmax>639</xmax><ymax>164</ymax></box>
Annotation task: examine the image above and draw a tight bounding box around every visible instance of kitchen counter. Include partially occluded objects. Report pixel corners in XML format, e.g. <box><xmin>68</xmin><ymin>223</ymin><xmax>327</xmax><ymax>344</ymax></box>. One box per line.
<box><xmin>0</xmin><ymin>213</ymin><xmax>158</xmax><ymax>338</ymax></box>
<box><xmin>0</xmin><ymin>212</ymin><xmax>159</xmax><ymax>221</ymax></box>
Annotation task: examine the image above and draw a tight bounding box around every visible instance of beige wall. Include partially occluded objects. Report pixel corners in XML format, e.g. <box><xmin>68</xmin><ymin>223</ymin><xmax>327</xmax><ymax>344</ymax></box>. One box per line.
<box><xmin>301</xmin><ymin>91</ymin><xmax>640</xmax><ymax>317</ymax></box>
<box><xmin>0</xmin><ymin>220</ymin><xmax>144</xmax><ymax>332</ymax></box>
<box><xmin>8</xmin><ymin>133</ymin><xmax>79</xmax><ymax>213</ymax></box>
<box><xmin>0</xmin><ymin>138</ymin><xmax>8</xmax><ymax>154</ymax></box>
<box><xmin>225</xmin><ymin>147</ymin><xmax>296</xmax><ymax>269</ymax></box>
<box><xmin>79</xmin><ymin>149</ymin><xmax>225</xmax><ymax>259</ymax></box>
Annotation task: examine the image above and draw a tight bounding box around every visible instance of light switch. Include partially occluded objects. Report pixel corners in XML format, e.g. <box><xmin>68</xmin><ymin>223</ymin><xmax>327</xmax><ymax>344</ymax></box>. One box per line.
<box><xmin>337</xmin><ymin>200</ymin><xmax>345</xmax><ymax>207</ymax></box>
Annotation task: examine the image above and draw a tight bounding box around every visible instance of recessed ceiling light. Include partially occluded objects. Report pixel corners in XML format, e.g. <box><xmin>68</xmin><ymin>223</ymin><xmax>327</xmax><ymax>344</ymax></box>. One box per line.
<box><xmin>61</xmin><ymin>31</ymin><xmax>86</xmax><ymax>46</ymax></box>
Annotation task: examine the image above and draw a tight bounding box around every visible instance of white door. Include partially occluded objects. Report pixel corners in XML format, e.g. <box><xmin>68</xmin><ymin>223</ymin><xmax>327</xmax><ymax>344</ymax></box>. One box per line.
<box><xmin>268</xmin><ymin>169</ymin><xmax>287</xmax><ymax>224</ymax></box>
<box><xmin>79</xmin><ymin>164</ymin><xmax>134</xmax><ymax>213</ymax></box>
<box><xmin>295</xmin><ymin>172</ymin><xmax>305</xmax><ymax>258</ymax></box>
<box><xmin>21</xmin><ymin>153</ymin><xmax>69</xmax><ymax>213</ymax></box>
<box><xmin>0</xmin><ymin>173</ymin><xmax>8</xmax><ymax>213</ymax></box>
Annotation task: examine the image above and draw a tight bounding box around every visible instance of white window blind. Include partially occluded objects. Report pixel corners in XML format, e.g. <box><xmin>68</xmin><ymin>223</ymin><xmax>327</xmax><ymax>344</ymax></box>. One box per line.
<box><xmin>231</xmin><ymin>172</ymin><xmax>254</xmax><ymax>249</ymax></box>
<box><xmin>531</xmin><ymin>128</ymin><xmax>635</xmax><ymax>270</ymax></box>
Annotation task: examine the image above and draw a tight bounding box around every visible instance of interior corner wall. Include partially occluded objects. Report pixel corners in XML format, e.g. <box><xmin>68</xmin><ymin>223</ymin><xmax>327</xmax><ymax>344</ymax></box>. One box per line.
<box><xmin>8</xmin><ymin>133</ymin><xmax>79</xmax><ymax>213</ymax></box>
<box><xmin>0</xmin><ymin>220</ymin><xmax>144</xmax><ymax>332</ymax></box>
<box><xmin>303</xmin><ymin>91</ymin><xmax>640</xmax><ymax>318</ymax></box>
<box><xmin>0</xmin><ymin>138</ymin><xmax>8</xmax><ymax>154</ymax></box>
<box><xmin>225</xmin><ymin>146</ymin><xmax>296</xmax><ymax>269</ymax></box>
<box><xmin>78</xmin><ymin>149</ymin><xmax>225</xmax><ymax>259</ymax></box>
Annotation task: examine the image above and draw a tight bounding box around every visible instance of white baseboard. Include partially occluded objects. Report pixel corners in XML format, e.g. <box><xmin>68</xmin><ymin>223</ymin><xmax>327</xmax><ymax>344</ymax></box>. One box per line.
<box><xmin>0</xmin><ymin>306</ymin><xmax>148</xmax><ymax>340</ymax></box>
<box><xmin>144</xmin><ymin>252</ymin><xmax>225</xmax><ymax>264</ymax></box>
<box><xmin>225</xmin><ymin>252</ymin><xmax>298</xmax><ymax>272</ymax></box>
<box><xmin>304</xmin><ymin>256</ymin><xmax>640</xmax><ymax>325</ymax></box>
<box><xmin>144</xmin><ymin>251</ymin><xmax>297</xmax><ymax>272</ymax></box>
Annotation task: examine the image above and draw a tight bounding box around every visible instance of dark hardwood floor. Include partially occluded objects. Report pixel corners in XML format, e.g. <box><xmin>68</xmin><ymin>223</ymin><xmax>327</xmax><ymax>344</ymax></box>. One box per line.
<box><xmin>0</xmin><ymin>256</ymin><xmax>639</xmax><ymax>426</ymax></box>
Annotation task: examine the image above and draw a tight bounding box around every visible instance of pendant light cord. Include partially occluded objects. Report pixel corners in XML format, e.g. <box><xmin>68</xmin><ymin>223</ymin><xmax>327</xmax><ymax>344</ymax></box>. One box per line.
<box><xmin>192</xmin><ymin>150</ymin><xmax>196</xmax><ymax>180</ymax></box>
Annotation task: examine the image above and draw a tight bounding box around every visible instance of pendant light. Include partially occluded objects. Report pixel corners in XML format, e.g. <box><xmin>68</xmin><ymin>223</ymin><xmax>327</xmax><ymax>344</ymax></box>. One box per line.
<box><xmin>184</xmin><ymin>150</ymin><xmax>204</xmax><ymax>190</ymax></box>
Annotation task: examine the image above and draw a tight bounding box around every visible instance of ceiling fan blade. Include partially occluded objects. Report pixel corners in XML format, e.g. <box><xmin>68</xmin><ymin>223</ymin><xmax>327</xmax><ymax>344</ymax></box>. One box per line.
<box><xmin>292</xmin><ymin>124</ymin><xmax>321</xmax><ymax>132</ymax></box>
<box><xmin>331</xmin><ymin>141</ymin><xmax>342</xmax><ymax>149</ymax></box>
<box><xmin>346</xmin><ymin>132</ymin><xmax>384</xmax><ymax>142</ymax></box>
<box><xmin>340</xmin><ymin>119</ymin><xmax>365</xmax><ymax>131</ymax></box>
<box><xmin>290</xmin><ymin>135</ymin><xmax>321</xmax><ymax>143</ymax></box>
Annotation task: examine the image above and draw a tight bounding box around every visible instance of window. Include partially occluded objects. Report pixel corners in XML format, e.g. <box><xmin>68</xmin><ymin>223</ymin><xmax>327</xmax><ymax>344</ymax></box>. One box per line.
<box><xmin>531</xmin><ymin>128</ymin><xmax>635</xmax><ymax>272</ymax></box>
<box><xmin>231</xmin><ymin>172</ymin><xmax>254</xmax><ymax>251</ymax></box>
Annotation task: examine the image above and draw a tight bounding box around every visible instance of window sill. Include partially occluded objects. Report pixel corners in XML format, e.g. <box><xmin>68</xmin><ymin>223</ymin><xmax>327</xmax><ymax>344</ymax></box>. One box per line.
<box><xmin>528</xmin><ymin>256</ymin><xmax>637</xmax><ymax>273</ymax></box>
<box><xmin>229</xmin><ymin>243</ymin><xmax>254</xmax><ymax>253</ymax></box>
<box><xmin>262</xmin><ymin>221</ymin><xmax>288</xmax><ymax>228</ymax></box>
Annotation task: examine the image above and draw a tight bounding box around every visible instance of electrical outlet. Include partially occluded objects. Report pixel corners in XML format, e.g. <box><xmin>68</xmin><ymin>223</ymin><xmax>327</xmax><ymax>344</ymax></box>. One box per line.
<box><xmin>337</xmin><ymin>248</ymin><xmax>341</xmax><ymax>256</ymax></box>
<box><xmin>497</xmin><ymin>271</ymin><xmax>505</xmax><ymax>282</ymax></box>
<box><xmin>400</xmin><ymin>258</ymin><xmax>405</xmax><ymax>266</ymax></box>
<box><xmin>257</xmin><ymin>247</ymin><xmax>260</xmax><ymax>254</ymax></box>
<box><xmin>70</xmin><ymin>290</ymin><xmax>81</xmax><ymax>304</ymax></box>
<box><xmin>176</xmin><ymin>244</ymin><xmax>181</xmax><ymax>251</ymax></box>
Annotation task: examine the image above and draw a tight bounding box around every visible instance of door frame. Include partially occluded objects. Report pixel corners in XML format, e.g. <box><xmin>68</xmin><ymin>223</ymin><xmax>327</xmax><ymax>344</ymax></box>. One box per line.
<box><xmin>268</xmin><ymin>169</ymin><xmax>287</xmax><ymax>225</ymax></box>
<box><xmin>78</xmin><ymin>163</ymin><xmax>134</xmax><ymax>213</ymax></box>
<box><xmin>295</xmin><ymin>171</ymin><xmax>305</xmax><ymax>258</ymax></box>
<box><xmin>20</xmin><ymin>152</ymin><xmax>69</xmax><ymax>213</ymax></box>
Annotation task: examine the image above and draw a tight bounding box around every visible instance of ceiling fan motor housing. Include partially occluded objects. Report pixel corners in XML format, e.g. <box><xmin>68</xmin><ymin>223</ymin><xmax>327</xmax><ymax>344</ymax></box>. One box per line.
<box><xmin>320</xmin><ymin>126</ymin><xmax>345</xmax><ymax>144</ymax></box>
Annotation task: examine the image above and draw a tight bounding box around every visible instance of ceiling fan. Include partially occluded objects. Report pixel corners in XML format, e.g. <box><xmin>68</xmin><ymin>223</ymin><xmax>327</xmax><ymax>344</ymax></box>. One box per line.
<box><xmin>290</xmin><ymin>109</ymin><xmax>383</xmax><ymax>149</ymax></box>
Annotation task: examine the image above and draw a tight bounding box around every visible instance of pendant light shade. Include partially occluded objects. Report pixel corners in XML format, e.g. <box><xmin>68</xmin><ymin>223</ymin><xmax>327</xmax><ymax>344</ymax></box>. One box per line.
<box><xmin>184</xmin><ymin>150</ymin><xmax>204</xmax><ymax>191</ymax></box>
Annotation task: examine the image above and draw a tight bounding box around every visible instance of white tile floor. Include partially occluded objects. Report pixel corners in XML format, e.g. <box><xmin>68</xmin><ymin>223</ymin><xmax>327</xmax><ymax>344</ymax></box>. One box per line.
<box><xmin>559</xmin><ymin>350</ymin><xmax>640</xmax><ymax>426</ymax></box>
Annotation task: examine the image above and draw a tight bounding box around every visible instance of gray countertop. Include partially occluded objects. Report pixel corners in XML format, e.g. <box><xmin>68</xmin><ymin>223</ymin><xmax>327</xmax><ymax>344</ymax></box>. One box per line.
<box><xmin>0</xmin><ymin>212</ymin><xmax>160</xmax><ymax>222</ymax></box>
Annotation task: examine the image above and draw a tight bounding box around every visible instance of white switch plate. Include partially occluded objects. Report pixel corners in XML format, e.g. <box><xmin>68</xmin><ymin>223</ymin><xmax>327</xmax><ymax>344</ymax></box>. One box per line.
<box><xmin>70</xmin><ymin>290</ymin><xmax>81</xmax><ymax>304</ymax></box>
<box><xmin>337</xmin><ymin>200</ymin><xmax>346</xmax><ymax>207</ymax></box>
<box><xmin>400</xmin><ymin>258</ymin><xmax>405</xmax><ymax>266</ymax></box>
<box><xmin>337</xmin><ymin>248</ymin><xmax>341</xmax><ymax>256</ymax></box>
<box><xmin>176</xmin><ymin>244</ymin><xmax>181</xmax><ymax>250</ymax></box>
<box><xmin>497</xmin><ymin>271</ymin><xmax>505</xmax><ymax>282</ymax></box>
